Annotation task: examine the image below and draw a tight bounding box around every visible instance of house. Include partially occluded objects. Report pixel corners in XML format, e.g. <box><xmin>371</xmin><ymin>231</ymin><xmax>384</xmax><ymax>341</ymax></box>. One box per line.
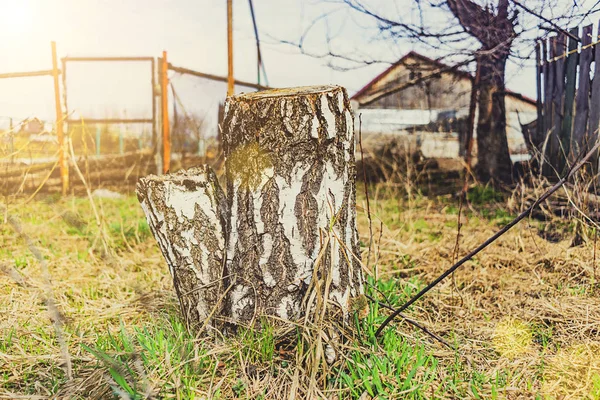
<box><xmin>350</xmin><ymin>52</ymin><xmax>537</xmax><ymax>161</ymax></box>
<box><xmin>19</xmin><ymin>118</ymin><xmax>45</xmax><ymax>135</ymax></box>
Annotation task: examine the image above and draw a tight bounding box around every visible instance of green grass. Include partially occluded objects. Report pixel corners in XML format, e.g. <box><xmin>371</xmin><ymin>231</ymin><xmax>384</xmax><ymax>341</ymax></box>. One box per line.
<box><xmin>2</xmin><ymin>186</ymin><xmax>599</xmax><ymax>398</ymax></box>
<box><xmin>72</xmin><ymin>273</ymin><xmax>508</xmax><ymax>399</ymax></box>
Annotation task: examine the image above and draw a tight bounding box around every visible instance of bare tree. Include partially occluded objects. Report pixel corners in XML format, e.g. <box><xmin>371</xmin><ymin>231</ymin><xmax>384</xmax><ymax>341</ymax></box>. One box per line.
<box><xmin>284</xmin><ymin>0</ymin><xmax>598</xmax><ymax>183</ymax></box>
<box><xmin>447</xmin><ymin>0</ymin><xmax>516</xmax><ymax>182</ymax></box>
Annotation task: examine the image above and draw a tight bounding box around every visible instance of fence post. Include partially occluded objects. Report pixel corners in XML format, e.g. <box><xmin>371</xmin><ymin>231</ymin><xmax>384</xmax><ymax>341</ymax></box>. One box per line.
<box><xmin>227</xmin><ymin>0</ymin><xmax>234</xmax><ymax>96</ymax></box>
<box><xmin>161</xmin><ymin>51</ymin><xmax>171</xmax><ymax>173</ymax></box>
<box><xmin>51</xmin><ymin>41</ymin><xmax>69</xmax><ymax>195</ymax></box>
<box><xmin>119</xmin><ymin>127</ymin><xmax>124</xmax><ymax>155</ymax></box>
<box><xmin>9</xmin><ymin>118</ymin><xmax>14</xmax><ymax>164</ymax></box>
<box><xmin>561</xmin><ymin>27</ymin><xmax>580</xmax><ymax>168</ymax></box>
<box><xmin>96</xmin><ymin>125</ymin><xmax>101</xmax><ymax>156</ymax></box>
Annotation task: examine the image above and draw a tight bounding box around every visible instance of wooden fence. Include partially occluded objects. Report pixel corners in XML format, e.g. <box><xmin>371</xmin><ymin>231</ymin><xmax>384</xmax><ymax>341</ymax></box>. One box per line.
<box><xmin>536</xmin><ymin>24</ymin><xmax>600</xmax><ymax>177</ymax></box>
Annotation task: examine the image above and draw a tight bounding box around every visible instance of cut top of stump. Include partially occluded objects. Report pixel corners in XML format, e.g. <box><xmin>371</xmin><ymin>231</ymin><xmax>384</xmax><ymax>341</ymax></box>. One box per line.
<box><xmin>229</xmin><ymin>85</ymin><xmax>344</xmax><ymax>101</ymax></box>
<box><xmin>223</xmin><ymin>85</ymin><xmax>354</xmax><ymax>154</ymax></box>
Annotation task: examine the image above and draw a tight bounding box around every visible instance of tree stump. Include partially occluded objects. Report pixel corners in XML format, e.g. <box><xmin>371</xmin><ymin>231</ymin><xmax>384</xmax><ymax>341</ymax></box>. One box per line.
<box><xmin>222</xmin><ymin>85</ymin><xmax>364</xmax><ymax>324</ymax></box>
<box><xmin>137</xmin><ymin>85</ymin><xmax>364</xmax><ymax>331</ymax></box>
<box><xmin>136</xmin><ymin>166</ymin><xmax>228</xmax><ymax>330</ymax></box>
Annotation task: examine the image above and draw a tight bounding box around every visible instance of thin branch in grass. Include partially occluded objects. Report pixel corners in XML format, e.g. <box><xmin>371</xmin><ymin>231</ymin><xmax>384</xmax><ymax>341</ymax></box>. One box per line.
<box><xmin>358</xmin><ymin>114</ymin><xmax>374</xmax><ymax>274</ymax></box>
<box><xmin>68</xmin><ymin>125</ymin><xmax>111</xmax><ymax>257</ymax></box>
<box><xmin>375</xmin><ymin>139</ymin><xmax>600</xmax><ymax>338</ymax></box>
<box><xmin>4</xmin><ymin>209</ymin><xmax>73</xmax><ymax>380</ymax></box>
<box><xmin>364</xmin><ymin>293</ymin><xmax>453</xmax><ymax>350</ymax></box>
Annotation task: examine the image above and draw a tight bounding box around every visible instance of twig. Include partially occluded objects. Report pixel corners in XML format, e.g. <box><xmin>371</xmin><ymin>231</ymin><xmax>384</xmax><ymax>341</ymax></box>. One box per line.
<box><xmin>511</xmin><ymin>0</ymin><xmax>581</xmax><ymax>43</ymax></box>
<box><xmin>68</xmin><ymin>134</ymin><xmax>111</xmax><ymax>256</ymax></box>
<box><xmin>365</xmin><ymin>294</ymin><xmax>453</xmax><ymax>350</ymax></box>
<box><xmin>358</xmin><ymin>114</ymin><xmax>374</xmax><ymax>274</ymax></box>
<box><xmin>375</xmin><ymin>140</ymin><xmax>600</xmax><ymax>338</ymax></box>
<box><xmin>4</xmin><ymin>210</ymin><xmax>73</xmax><ymax>380</ymax></box>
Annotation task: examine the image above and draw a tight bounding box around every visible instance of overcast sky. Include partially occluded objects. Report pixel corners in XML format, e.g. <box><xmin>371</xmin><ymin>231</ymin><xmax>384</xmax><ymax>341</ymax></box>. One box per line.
<box><xmin>0</xmin><ymin>0</ymin><xmax>591</xmax><ymax>129</ymax></box>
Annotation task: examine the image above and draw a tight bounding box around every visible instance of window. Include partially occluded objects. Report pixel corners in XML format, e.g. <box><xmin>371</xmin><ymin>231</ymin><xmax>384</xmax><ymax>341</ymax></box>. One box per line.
<box><xmin>409</xmin><ymin>70</ymin><xmax>422</xmax><ymax>81</ymax></box>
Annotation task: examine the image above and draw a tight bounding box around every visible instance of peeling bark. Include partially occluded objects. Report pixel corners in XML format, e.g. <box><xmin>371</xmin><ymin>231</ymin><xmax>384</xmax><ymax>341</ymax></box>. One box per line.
<box><xmin>138</xmin><ymin>85</ymin><xmax>364</xmax><ymax>331</ymax></box>
<box><xmin>222</xmin><ymin>85</ymin><xmax>364</xmax><ymax>324</ymax></box>
<box><xmin>136</xmin><ymin>166</ymin><xmax>228</xmax><ymax>330</ymax></box>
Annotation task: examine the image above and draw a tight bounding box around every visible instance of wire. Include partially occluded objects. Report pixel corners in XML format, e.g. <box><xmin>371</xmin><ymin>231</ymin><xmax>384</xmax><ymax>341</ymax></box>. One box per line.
<box><xmin>248</xmin><ymin>0</ymin><xmax>269</xmax><ymax>86</ymax></box>
<box><xmin>374</xmin><ymin>138</ymin><xmax>600</xmax><ymax>338</ymax></box>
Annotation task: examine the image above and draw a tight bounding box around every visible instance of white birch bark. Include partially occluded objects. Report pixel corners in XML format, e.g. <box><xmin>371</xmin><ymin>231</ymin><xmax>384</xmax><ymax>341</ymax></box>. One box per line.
<box><xmin>222</xmin><ymin>85</ymin><xmax>364</xmax><ymax>324</ymax></box>
<box><xmin>136</xmin><ymin>166</ymin><xmax>228</xmax><ymax>330</ymax></box>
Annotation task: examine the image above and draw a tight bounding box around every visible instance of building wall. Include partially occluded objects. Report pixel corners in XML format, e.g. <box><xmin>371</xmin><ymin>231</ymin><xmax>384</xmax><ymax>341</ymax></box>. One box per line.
<box><xmin>358</xmin><ymin>55</ymin><xmax>472</xmax><ymax>110</ymax></box>
<box><xmin>353</xmin><ymin>55</ymin><xmax>538</xmax><ymax>160</ymax></box>
<box><xmin>355</xmin><ymin>54</ymin><xmax>537</xmax><ymax>116</ymax></box>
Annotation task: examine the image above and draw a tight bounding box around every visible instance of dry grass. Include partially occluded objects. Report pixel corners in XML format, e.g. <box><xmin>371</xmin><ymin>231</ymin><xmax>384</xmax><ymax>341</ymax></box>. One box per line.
<box><xmin>1</xmin><ymin>178</ymin><xmax>599</xmax><ymax>398</ymax></box>
<box><xmin>359</xmin><ymin>182</ymin><xmax>600</xmax><ymax>399</ymax></box>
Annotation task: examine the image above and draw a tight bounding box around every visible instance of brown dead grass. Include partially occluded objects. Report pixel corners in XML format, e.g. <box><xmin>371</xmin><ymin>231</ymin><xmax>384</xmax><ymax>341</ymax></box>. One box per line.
<box><xmin>1</xmin><ymin>177</ymin><xmax>599</xmax><ymax>398</ymax></box>
<box><xmin>358</xmin><ymin>183</ymin><xmax>600</xmax><ymax>399</ymax></box>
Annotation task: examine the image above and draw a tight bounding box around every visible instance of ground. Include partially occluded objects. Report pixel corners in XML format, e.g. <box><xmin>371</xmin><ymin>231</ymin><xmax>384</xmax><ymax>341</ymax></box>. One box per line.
<box><xmin>1</xmin><ymin>183</ymin><xmax>599</xmax><ymax>399</ymax></box>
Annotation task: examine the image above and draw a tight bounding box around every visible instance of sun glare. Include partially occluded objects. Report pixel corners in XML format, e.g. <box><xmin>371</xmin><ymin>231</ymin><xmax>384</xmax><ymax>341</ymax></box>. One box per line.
<box><xmin>0</xmin><ymin>0</ymin><xmax>34</xmax><ymax>35</ymax></box>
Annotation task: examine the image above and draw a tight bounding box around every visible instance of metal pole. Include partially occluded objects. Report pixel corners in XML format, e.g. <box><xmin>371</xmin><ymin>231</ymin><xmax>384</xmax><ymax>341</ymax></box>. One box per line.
<box><xmin>51</xmin><ymin>41</ymin><xmax>68</xmax><ymax>195</ymax></box>
<box><xmin>9</xmin><ymin>118</ymin><xmax>14</xmax><ymax>164</ymax></box>
<box><xmin>96</xmin><ymin>125</ymin><xmax>101</xmax><ymax>156</ymax></box>
<box><xmin>119</xmin><ymin>130</ymin><xmax>124</xmax><ymax>154</ymax></box>
<box><xmin>161</xmin><ymin>51</ymin><xmax>171</xmax><ymax>173</ymax></box>
<box><xmin>227</xmin><ymin>0</ymin><xmax>234</xmax><ymax>96</ymax></box>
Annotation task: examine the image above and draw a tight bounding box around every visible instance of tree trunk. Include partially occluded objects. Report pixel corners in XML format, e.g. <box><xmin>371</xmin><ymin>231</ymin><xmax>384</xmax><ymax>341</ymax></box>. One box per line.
<box><xmin>222</xmin><ymin>85</ymin><xmax>364</xmax><ymax>324</ymax></box>
<box><xmin>138</xmin><ymin>85</ymin><xmax>365</xmax><ymax>331</ymax></box>
<box><xmin>446</xmin><ymin>0</ymin><xmax>516</xmax><ymax>183</ymax></box>
<box><xmin>475</xmin><ymin>52</ymin><xmax>513</xmax><ymax>183</ymax></box>
<box><xmin>136</xmin><ymin>166</ymin><xmax>228</xmax><ymax>330</ymax></box>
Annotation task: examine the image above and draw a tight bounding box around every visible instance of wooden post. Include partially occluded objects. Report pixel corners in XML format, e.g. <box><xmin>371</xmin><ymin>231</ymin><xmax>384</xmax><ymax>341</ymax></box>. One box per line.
<box><xmin>119</xmin><ymin>128</ymin><xmax>124</xmax><ymax>155</ymax></box>
<box><xmin>573</xmin><ymin>25</ymin><xmax>593</xmax><ymax>155</ymax></box>
<box><xmin>535</xmin><ymin>41</ymin><xmax>543</xmax><ymax>146</ymax></box>
<box><xmin>51</xmin><ymin>41</ymin><xmax>68</xmax><ymax>195</ymax></box>
<box><xmin>588</xmin><ymin>22</ymin><xmax>600</xmax><ymax>176</ymax></box>
<box><xmin>96</xmin><ymin>126</ymin><xmax>101</xmax><ymax>156</ymax></box>
<box><xmin>561</xmin><ymin>28</ymin><xmax>580</xmax><ymax>168</ymax></box>
<box><xmin>9</xmin><ymin>118</ymin><xmax>14</xmax><ymax>164</ymax></box>
<box><xmin>161</xmin><ymin>51</ymin><xmax>171</xmax><ymax>173</ymax></box>
<box><xmin>227</xmin><ymin>0</ymin><xmax>234</xmax><ymax>96</ymax></box>
<box><xmin>463</xmin><ymin>59</ymin><xmax>479</xmax><ymax>187</ymax></box>
<box><xmin>542</xmin><ymin>38</ymin><xmax>553</xmax><ymax>174</ymax></box>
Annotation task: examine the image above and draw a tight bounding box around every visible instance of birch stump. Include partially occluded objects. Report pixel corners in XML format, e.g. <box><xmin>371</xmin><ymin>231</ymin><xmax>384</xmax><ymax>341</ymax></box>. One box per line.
<box><xmin>222</xmin><ymin>85</ymin><xmax>364</xmax><ymax>324</ymax></box>
<box><xmin>136</xmin><ymin>166</ymin><xmax>228</xmax><ymax>329</ymax></box>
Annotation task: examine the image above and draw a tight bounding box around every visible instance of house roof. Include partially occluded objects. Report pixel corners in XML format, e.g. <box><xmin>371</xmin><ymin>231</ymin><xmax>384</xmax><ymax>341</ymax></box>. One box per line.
<box><xmin>351</xmin><ymin>51</ymin><xmax>536</xmax><ymax>106</ymax></box>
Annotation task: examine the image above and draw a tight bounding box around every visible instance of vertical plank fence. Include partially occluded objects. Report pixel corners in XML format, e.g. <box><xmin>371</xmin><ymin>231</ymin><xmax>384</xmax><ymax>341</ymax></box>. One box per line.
<box><xmin>537</xmin><ymin>24</ymin><xmax>600</xmax><ymax>177</ymax></box>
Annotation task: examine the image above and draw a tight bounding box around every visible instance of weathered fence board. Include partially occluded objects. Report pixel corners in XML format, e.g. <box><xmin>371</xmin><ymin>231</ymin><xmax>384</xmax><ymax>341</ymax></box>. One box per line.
<box><xmin>573</xmin><ymin>25</ymin><xmax>593</xmax><ymax>154</ymax></box>
<box><xmin>541</xmin><ymin>39</ymin><xmax>552</xmax><ymax>177</ymax></box>
<box><xmin>561</xmin><ymin>28</ymin><xmax>580</xmax><ymax>166</ymax></box>
<box><xmin>546</xmin><ymin>37</ymin><xmax>561</xmax><ymax>175</ymax></box>
<box><xmin>538</xmin><ymin>22</ymin><xmax>600</xmax><ymax>178</ymax></box>
<box><xmin>572</xmin><ymin>25</ymin><xmax>593</xmax><ymax>152</ymax></box>
<box><xmin>536</xmin><ymin>41</ymin><xmax>543</xmax><ymax>144</ymax></box>
<box><xmin>589</xmin><ymin>25</ymin><xmax>600</xmax><ymax>174</ymax></box>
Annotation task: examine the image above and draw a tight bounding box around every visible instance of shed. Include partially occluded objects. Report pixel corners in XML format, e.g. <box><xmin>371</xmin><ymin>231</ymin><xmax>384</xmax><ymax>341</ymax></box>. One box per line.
<box><xmin>351</xmin><ymin>52</ymin><xmax>537</xmax><ymax>161</ymax></box>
